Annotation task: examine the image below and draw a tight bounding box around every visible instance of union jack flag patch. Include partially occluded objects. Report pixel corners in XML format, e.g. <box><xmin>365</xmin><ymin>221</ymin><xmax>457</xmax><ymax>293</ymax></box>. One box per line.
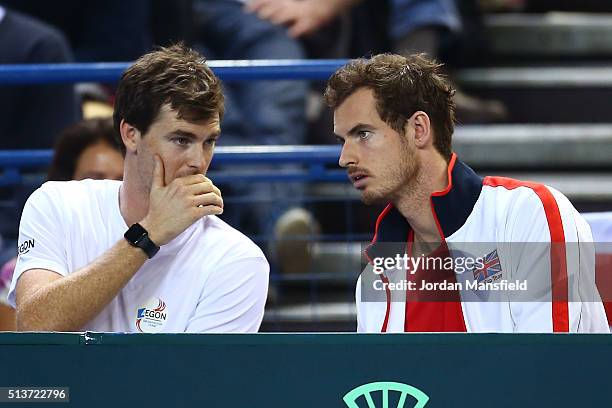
<box><xmin>473</xmin><ymin>249</ymin><xmax>502</xmax><ymax>282</ymax></box>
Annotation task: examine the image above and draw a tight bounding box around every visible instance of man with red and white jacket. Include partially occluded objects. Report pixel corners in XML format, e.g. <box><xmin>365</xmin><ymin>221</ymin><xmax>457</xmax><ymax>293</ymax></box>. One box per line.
<box><xmin>324</xmin><ymin>53</ymin><xmax>609</xmax><ymax>333</ymax></box>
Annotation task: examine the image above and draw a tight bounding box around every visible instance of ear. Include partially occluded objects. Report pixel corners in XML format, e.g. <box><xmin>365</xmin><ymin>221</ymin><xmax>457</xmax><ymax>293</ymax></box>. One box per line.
<box><xmin>119</xmin><ymin>119</ymin><xmax>140</xmax><ymax>154</ymax></box>
<box><xmin>408</xmin><ymin>111</ymin><xmax>432</xmax><ymax>149</ymax></box>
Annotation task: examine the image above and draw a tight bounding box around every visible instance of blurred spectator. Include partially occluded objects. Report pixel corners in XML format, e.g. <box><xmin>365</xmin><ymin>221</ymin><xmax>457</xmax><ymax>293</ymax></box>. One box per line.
<box><xmin>193</xmin><ymin>1</ymin><xmax>317</xmax><ymax>274</ymax></box>
<box><xmin>246</xmin><ymin>0</ymin><xmax>461</xmax><ymax>47</ymax></box>
<box><xmin>0</xmin><ymin>5</ymin><xmax>80</xmax><ymax>148</ymax></box>
<box><xmin>247</xmin><ymin>0</ymin><xmax>507</xmax><ymax>123</ymax></box>
<box><xmin>0</xmin><ymin>117</ymin><xmax>124</xmax><ymax>329</ymax></box>
<box><xmin>47</xmin><ymin>118</ymin><xmax>123</xmax><ymax>181</ymax></box>
<box><xmin>194</xmin><ymin>0</ymin><xmax>307</xmax><ymax>149</ymax></box>
<box><xmin>2</xmin><ymin>0</ymin><xmax>154</xmax><ymax>131</ymax></box>
<box><xmin>1</xmin><ymin>0</ymin><xmax>152</xmax><ymax>62</ymax></box>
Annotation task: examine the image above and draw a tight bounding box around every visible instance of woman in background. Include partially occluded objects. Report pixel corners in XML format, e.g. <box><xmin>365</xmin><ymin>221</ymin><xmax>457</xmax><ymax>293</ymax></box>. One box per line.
<box><xmin>0</xmin><ymin>117</ymin><xmax>123</xmax><ymax>330</ymax></box>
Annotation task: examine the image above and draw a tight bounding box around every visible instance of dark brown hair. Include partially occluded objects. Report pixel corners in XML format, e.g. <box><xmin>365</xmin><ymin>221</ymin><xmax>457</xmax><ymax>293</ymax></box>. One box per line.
<box><xmin>324</xmin><ymin>53</ymin><xmax>455</xmax><ymax>160</ymax></box>
<box><xmin>113</xmin><ymin>43</ymin><xmax>224</xmax><ymax>153</ymax></box>
<box><xmin>48</xmin><ymin>118</ymin><xmax>120</xmax><ymax>181</ymax></box>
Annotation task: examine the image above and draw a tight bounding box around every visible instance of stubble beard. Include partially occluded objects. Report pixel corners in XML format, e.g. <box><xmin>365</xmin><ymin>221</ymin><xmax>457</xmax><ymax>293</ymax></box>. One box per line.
<box><xmin>361</xmin><ymin>145</ymin><xmax>420</xmax><ymax>206</ymax></box>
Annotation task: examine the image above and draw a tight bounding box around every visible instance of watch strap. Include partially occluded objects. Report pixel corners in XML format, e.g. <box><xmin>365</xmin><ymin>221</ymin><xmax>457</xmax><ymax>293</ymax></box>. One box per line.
<box><xmin>124</xmin><ymin>223</ymin><xmax>160</xmax><ymax>259</ymax></box>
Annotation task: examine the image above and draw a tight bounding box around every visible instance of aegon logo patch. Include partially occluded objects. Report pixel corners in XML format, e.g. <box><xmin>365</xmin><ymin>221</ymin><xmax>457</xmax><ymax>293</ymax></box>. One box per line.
<box><xmin>18</xmin><ymin>239</ymin><xmax>35</xmax><ymax>256</ymax></box>
<box><xmin>136</xmin><ymin>298</ymin><xmax>168</xmax><ymax>333</ymax></box>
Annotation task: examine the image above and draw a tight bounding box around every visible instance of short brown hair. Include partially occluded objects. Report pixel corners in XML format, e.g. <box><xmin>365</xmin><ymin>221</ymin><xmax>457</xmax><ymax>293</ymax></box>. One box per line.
<box><xmin>48</xmin><ymin>118</ymin><xmax>120</xmax><ymax>181</ymax></box>
<box><xmin>324</xmin><ymin>53</ymin><xmax>455</xmax><ymax>160</ymax></box>
<box><xmin>113</xmin><ymin>43</ymin><xmax>224</xmax><ymax>153</ymax></box>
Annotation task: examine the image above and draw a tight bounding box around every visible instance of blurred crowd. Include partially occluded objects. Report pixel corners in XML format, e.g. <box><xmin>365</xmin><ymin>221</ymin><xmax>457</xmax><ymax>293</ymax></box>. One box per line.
<box><xmin>0</xmin><ymin>0</ymin><xmax>530</xmax><ymax>151</ymax></box>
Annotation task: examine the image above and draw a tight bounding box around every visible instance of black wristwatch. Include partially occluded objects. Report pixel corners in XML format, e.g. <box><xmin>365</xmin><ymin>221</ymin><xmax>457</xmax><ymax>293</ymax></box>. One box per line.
<box><xmin>124</xmin><ymin>223</ymin><xmax>160</xmax><ymax>259</ymax></box>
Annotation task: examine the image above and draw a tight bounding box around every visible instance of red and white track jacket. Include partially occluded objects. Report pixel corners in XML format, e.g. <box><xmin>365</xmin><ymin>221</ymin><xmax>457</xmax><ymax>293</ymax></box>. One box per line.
<box><xmin>356</xmin><ymin>154</ymin><xmax>609</xmax><ymax>333</ymax></box>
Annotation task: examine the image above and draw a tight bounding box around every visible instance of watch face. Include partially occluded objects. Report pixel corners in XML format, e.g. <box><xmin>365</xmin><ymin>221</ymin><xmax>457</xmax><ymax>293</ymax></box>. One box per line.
<box><xmin>125</xmin><ymin>223</ymin><xmax>147</xmax><ymax>243</ymax></box>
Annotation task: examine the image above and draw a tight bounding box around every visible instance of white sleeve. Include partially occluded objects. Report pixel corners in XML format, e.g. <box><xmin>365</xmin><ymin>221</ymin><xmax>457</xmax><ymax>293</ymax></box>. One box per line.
<box><xmin>355</xmin><ymin>275</ymin><xmax>366</xmax><ymax>333</ymax></box>
<box><xmin>507</xmin><ymin>187</ymin><xmax>609</xmax><ymax>333</ymax></box>
<box><xmin>567</xmin><ymin>204</ymin><xmax>609</xmax><ymax>333</ymax></box>
<box><xmin>8</xmin><ymin>185</ymin><xmax>68</xmax><ymax>307</ymax></box>
<box><xmin>185</xmin><ymin>256</ymin><xmax>269</xmax><ymax>333</ymax></box>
